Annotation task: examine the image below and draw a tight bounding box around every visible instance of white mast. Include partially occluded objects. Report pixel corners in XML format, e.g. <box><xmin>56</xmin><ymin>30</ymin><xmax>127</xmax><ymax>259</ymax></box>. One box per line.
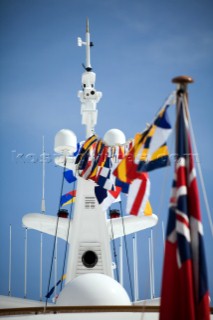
<box><xmin>150</xmin><ymin>229</ymin><xmax>155</xmax><ymax>298</ymax></box>
<box><xmin>119</xmin><ymin>237</ymin><xmax>123</xmax><ymax>286</ymax></box>
<box><xmin>40</xmin><ymin>136</ymin><xmax>45</xmax><ymax>301</ymax></box>
<box><xmin>8</xmin><ymin>224</ymin><xmax>12</xmax><ymax>296</ymax></box>
<box><xmin>78</xmin><ymin>18</ymin><xmax>102</xmax><ymax>138</ymax></box>
<box><xmin>64</xmin><ymin>20</ymin><xmax>112</xmax><ymax>283</ymax></box>
<box><xmin>24</xmin><ymin>228</ymin><xmax>28</xmax><ymax>298</ymax></box>
<box><xmin>54</xmin><ymin>236</ymin><xmax>58</xmax><ymax>301</ymax></box>
<box><xmin>133</xmin><ymin>233</ymin><xmax>139</xmax><ymax>301</ymax></box>
<box><xmin>39</xmin><ymin>232</ymin><xmax>43</xmax><ymax>301</ymax></box>
<box><xmin>41</xmin><ymin>136</ymin><xmax>46</xmax><ymax>214</ymax></box>
<box><xmin>148</xmin><ymin>229</ymin><xmax>155</xmax><ymax>299</ymax></box>
<box><xmin>148</xmin><ymin>237</ymin><xmax>153</xmax><ymax>299</ymax></box>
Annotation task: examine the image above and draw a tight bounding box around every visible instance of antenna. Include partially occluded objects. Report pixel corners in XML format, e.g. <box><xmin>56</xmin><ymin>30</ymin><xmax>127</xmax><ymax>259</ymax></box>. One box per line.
<box><xmin>77</xmin><ymin>18</ymin><xmax>92</xmax><ymax>71</ymax></box>
<box><xmin>85</xmin><ymin>18</ymin><xmax>92</xmax><ymax>71</ymax></box>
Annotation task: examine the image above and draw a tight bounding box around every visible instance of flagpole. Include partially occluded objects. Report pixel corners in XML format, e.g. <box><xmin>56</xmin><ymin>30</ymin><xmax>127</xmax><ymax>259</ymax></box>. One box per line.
<box><xmin>162</xmin><ymin>221</ymin><xmax>165</xmax><ymax>252</ymax></box>
<box><xmin>148</xmin><ymin>237</ymin><xmax>153</xmax><ymax>299</ymax></box>
<box><xmin>172</xmin><ymin>75</ymin><xmax>194</xmax><ymax>114</ymax></box>
<box><xmin>119</xmin><ymin>237</ymin><xmax>123</xmax><ymax>287</ymax></box>
<box><xmin>173</xmin><ymin>76</ymin><xmax>213</xmax><ymax>235</ymax></box>
<box><xmin>24</xmin><ymin>227</ymin><xmax>28</xmax><ymax>299</ymax></box>
<box><xmin>172</xmin><ymin>76</ymin><xmax>193</xmax><ymax>162</ymax></box>
<box><xmin>133</xmin><ymin>233</ymin><xmax>139</xmax><ymax>301</ymax></box>
<box><xmin>150</xmin><ymin>228</ymin><xmax>155</xmax><ymax>299</ymax></box>
<box><xmin>8</xmin><ymin>224</ymin><xmax>12</xmax><ymax>296</ymax></box>
<box><xmin>172</xmin><ymin>77</ymin><xmax>213</xmax><ymax>239</ymax></box>
<box><xmin>40</xmin><ymin>136</ymin><xmax>46</xmax><ymax>301</ymax></box>
<box><xmin>40</xmin><ymin>232</ymin><xmax>43</xmax><ymax>301</ymax></box>
<box><xmin>160</xmin><ymin>76</ymin><xmax>210</xmax><ymax>320</ymax></box>
<box><xmin>54</xmin><ymin>236</ymin><xmax>58</xmax><ymax>302</ymax></box>
<box><xmin>41</xmin><ymin>136</ymin><xmax>46</xmax><ymax>213</ymax></box>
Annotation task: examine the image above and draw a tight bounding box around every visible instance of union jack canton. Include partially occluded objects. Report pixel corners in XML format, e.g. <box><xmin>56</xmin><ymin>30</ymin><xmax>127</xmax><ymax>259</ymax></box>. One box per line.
<box><xmin>160</xmin><ymin>95</ymin><xmax>210</xmax><ymax>320</ymax></box>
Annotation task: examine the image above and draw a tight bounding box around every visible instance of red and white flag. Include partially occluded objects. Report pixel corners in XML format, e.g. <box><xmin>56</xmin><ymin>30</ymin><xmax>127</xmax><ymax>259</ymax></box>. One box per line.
<box><xmin>126</xmin><ymin>172</ymin><xmax>150</xmax><ymax>216</ymax></box>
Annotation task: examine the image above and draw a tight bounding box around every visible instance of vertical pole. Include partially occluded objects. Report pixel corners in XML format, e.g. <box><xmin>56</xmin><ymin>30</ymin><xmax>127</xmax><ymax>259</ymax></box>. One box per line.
<box><xmin>171</xmin><ymin>78</ymin><xmax>213</xmax><ymax>239</ymax></box>
<box><xmin>148</xmin><ymin>237</ymin><xmax>153</xmax><ymax>299</ymax></box>
<box><xmin>119</xmin><ymin>237</ymin><xmax>123</xmax><ymax>287</ymax></box>
<box><xmin>8</xmin><ymin>224</ymin><xmax>12</xmax><ymax>296</ymax></box>
<box><xmin>41</xmin><ymin>136</ymin><xmax>46</xmax><ymax>213</ymax></box>
<box><xmin>172</xmin><ymin>76</ymin><xmax>194</xmax><ymax>183</ymax></box>
<box><xmin>40</xmin><ymin>136</ymin><xmax>46</xmax><ymax>301</ymax></box>
<box><xmin>172</xmin><ymin>76</ymin><xmax>194</xmax><ymax>125</ymax></box>
<box><xmin>40</xmin><ymin>232</ymin><xmax>43</xmax><ymax>301</ymax></box>
<box><xmin>133</xmin><ymin>233</ymin><xmax>139</xmax><ymax>301</ymax></box>
<box><xmin>85</xmin><ymin>18</ymin><xmax>91</xmax><ymax>70</ymax></box>
<box><xmin>54</xmin><ymin>236</ymin><xmax>58</xmax><ymax>302</ymax></box>
<box><xmin>162</xmin><ymin>221</ymin><xmax>165</xmax><ymax>252</ymax></box>
<box><xmin>150</xmin><ymin>229</ymin><xmax>155</xmax><ymax>299</ymax></box>
<box><xmin>24</xmin><ymin>228</ymin><xmax>28</xmax><ymax>298</ymax></box>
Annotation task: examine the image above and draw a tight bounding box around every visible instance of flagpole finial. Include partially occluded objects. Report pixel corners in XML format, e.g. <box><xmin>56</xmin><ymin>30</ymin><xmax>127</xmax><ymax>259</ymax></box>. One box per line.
<box><xmin>172</xmin><ymin>76</ymin><xmax>194</xmax><ymax>99</ymax></box>
<box><xmin>172</xmin><ymin>75</ymin><xmax>194</xmax><ymax>86</ymax></box>
<box><xmin>172</xmin><ymin>75</ymin><xmax>194</xmax><ymax>84</ymax></box>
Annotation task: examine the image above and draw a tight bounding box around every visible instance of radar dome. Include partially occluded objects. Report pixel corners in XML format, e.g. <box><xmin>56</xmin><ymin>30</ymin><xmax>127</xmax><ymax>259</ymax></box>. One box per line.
<box><xmin>103</xmin><ymin>129</ymin><xmax>126</xmax><ymax>146</ymax></box>
<box><xmin>56</xmin><ymin>273</ymin><xmax>131</xmax><ymax>306</ymax></box>
<box><xmin>54</xmin><ymin>129</ymin><xmax>77</xmax><ymax>155</ymax></box>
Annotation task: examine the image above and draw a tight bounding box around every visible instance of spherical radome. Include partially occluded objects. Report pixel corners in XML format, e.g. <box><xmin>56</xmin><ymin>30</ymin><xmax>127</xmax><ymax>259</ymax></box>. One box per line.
<box><xmin>54</xmin><ymin>129</ymin><xmax>77</xmax><ymax>155</ymax></box>
<box><xmin>103</xmin><ymin>129</ymin><xmax>126</xmax><ymax>146</ymax></box>
<box><xmin>56</xmin><ymin>273</ymin><xmax>131</xmax><ymax>306</ymax></box>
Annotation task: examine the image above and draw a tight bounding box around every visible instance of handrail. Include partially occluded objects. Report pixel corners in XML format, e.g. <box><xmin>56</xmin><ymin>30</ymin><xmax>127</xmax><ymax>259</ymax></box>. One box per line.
<box><xmin>0</xmin><ymin>305</ymin><xmax>212</xmax><ymax>316</ymax></box>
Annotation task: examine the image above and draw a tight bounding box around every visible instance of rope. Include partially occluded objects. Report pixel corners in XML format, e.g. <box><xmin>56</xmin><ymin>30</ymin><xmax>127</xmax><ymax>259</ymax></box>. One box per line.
<box><xmin>156</xmin><ymin>130</ymin><xmax>175</xmax><ymax>220</ymax></box>
<box><xmin>119</xmin><ymin>201</ymin><xmax>134</xmax><ymax>302</ymax></box>
<box><xmin>143</xmin><ymin>126</ymin><xmax>175</xmax><ymax>299</ymax></box>
<box><xmin>45</xmin><ymin>158</ymin><xmax>67</xmax><ymax>307</ymax></box>
<box><xmin>60</xmin><ymin>176</ymin><xmax>77</xmax><ymax>291</ymax></box>
<box><xmin>109</xmin><ymin>210</ymin><xmax>120</xmax><ymax>282</ymax></box>
<box><xmin>185</xmin><ymin>97</ymin><xmax>213</xmax><ymax>238</ymax></box>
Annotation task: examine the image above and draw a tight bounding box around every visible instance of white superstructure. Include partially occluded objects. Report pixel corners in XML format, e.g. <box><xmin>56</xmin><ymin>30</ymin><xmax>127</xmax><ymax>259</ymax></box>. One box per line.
<box><xmin>21</xmin><ymin>20</ymin><xmax>158</xmax><ymax>307</ymax></box>
<box><xmin>1</xmin><ymin>21</ymin><xmax>159</xmax><ymax>316</ymax></box>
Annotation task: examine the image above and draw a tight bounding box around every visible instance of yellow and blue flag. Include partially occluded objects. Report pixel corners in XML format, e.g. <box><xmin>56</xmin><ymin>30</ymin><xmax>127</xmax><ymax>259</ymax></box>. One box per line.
<box><xmin>45</xmin><ymin>274</ymin><xmax>66</xmax><ymax>299</ymax></box>
<box><xmin>136</xmin><ymin>105</ymin><xmax>172</xmax><ymax>172</ymax></box>
<box><xmin>113</xmin><ymin>105</ymin><xmax>172</xmax><ymax>183</ymax></box>
<box><xmin>60</xmin><ymin>190</ymin><xmax>76</xmax><ymax>206</ymax></box>
<box><xmin>75</xmin><ymin>134</ymin><xmax>98</xmax><ymax>165</ymax></box>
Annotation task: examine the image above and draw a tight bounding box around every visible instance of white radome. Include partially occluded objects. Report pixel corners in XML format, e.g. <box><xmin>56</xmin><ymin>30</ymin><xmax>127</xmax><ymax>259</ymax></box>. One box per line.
<box><xmin>103</xmin><ymin>129</ymin><xmax>126</xmax><ymax>146</ymax></box>
<box><xmin>54</xmin><ymin>129</ymin><xmax>77</xmax><ymax>155</ymax></box>
<box><xmin>56</xmin><ymin>273</ymin><xmax>131</xmax><ymax>306</ymax></box>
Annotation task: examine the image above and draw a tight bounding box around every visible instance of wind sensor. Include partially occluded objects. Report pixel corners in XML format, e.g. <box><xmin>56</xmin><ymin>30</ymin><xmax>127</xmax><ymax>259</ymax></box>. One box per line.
<box><xmin>77</xmin><ymin>19</ymin><xmax>102</xmax><ymax>138</ymax></box>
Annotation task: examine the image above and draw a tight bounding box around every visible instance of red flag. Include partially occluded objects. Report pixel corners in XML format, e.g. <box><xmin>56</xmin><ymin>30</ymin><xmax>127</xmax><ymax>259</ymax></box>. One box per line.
<box><xmin>126</xmin><ymin>172</ymin><xmax>150</xmax><ymax>216</ymax></box>
<box><xmin>160</xmin><ymin>96</ymin><xmax>210</xmax><ymax>320</ymax></box>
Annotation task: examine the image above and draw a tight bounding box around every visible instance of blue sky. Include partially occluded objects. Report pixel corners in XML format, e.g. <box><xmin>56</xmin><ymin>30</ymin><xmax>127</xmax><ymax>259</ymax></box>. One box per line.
<box><xmin>0</xmin><ymin>0</ymin><xmax>213</xmax><ymax>303</ymax></box>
